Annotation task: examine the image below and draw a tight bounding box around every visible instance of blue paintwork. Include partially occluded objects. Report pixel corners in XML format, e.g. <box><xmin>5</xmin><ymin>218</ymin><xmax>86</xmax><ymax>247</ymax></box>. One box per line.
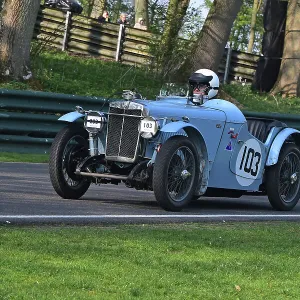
<box><xmin>59</xmin><ymin>111</ymin><xmax>84</xmax><ymax>122</ymax></box>
<box><xmin>137</xmin><ymin>97</ymin><xmax>297</xmax><ymax>191</ymax></box>
<box><xmin>160</xmin><ymin>121</ymin><xmax>199</xmax><ymax>133</ymax></box>
<box><xmin>59</xmin><ymin>95</ymin><xmax>300</xmax><ymax>194</ymax></box>
<box><xmin>266</xmin><ymin>128</ymin><xmax>300</xmax><ymax>166</ymax></box>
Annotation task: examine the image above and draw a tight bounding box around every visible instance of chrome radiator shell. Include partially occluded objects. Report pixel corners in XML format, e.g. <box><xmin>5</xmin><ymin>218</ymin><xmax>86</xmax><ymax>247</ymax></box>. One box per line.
<box><xmin>105</xmin><ymin>101</ymin><xmax>146</xmax><ymax>163</ymax></box>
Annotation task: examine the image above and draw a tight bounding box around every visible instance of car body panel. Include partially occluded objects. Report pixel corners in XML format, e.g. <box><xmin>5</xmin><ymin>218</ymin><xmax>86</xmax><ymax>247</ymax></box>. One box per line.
<box><xmin>59</xmin><ymin>111</ymin><xmax>84</xmax><ymax>122</ymax></box>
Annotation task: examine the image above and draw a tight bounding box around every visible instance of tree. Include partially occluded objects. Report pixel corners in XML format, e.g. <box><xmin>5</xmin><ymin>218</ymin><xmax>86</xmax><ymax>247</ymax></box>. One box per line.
<box><xmin>229</xmin><ymin>0</ymin><xmax>263</xmax><ymax>53</ymax></box>
<box><xmin>0</xmin><ymin>0</ymin><xmax>40</xmax><ymax>80</ymax></box>
<box><xmin>159</xmin><ymin>0</ymin><xmax>190</xmax><ymax>75</ymax></box>
<box><xmin>135</xmin><ymin>0</ymin><xmax>149</xmax><ymax>26</ymax></box>
<box><xmin>89</xmin><ymin>0</ymin><xmax>106</xmax><ymax>19</ymax></box>
<box><xmin>271</xmin><ymin>0</ymin><xmax>300</xmax><ymax>97</ymax></box>
<box><xmin>187</xmin><ymin>0</ymin><xmax>242</xmax><ymax>74</ymax></box>
<box><xmin>247</xmin><ymin>0</ymin><xmax>262</xmax><ymax>53</ymax></box>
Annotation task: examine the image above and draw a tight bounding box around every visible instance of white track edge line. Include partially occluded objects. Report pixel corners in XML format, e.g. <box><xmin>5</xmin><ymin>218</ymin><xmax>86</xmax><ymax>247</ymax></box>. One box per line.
<box><xmin>1</xmin><ymin>214</ymin><xmax>300</xmax><ymax>219</ymax></box>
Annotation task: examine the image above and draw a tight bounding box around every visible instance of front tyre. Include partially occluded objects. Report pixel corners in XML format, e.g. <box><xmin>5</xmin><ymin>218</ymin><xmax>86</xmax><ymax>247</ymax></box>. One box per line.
<box><xmin>49</xmin><ymin>124</ymin><xmax>90</xmax><ymax>199</ymax></box>
<box><xmin>153</xmin><ymin>136</ymin><xmax>200</xmax><ymax>211</ymax></box>
<box><xmin>266</xmin><ymin>143</ymin><xmax>300</xmax><ymax>211</ymax></box>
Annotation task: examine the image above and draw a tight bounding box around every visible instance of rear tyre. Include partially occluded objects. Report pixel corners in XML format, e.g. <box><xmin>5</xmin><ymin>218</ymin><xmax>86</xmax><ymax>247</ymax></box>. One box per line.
<box><xmin>49</xmin><ymin>124</ymin><xmax>90</xmax><ymax>199</ymax></box>
<box><xmin>153</xmin><ymin>136</ymin><xmax>199</xmax><ymax>211</ymax></box>
<box><xmin>266</xmin><ymin>143</ymin><xmax>300</xmax><ymax>211</ymax></box>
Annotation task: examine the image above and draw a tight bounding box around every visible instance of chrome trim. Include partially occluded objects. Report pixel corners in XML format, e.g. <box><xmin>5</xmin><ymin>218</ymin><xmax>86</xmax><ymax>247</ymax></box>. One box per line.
<box><xmin>118</xmin><ymin>113</ymin><xmax>126</xmax><ymax>157</ymax></box>
<box><xmin>109</xmin><ymin>101</ymin><xmax>149</xmax><ymax>117</ymax></box>
<box><xmin>109</xmin><ymin>101</ymin><xmax>144</xmax><ymax>110</ymax></box>
<box><xmin>107</xmin><ymin>113</ymin><xmax>144</xmax><ymax>118</ymax></box>
<box><xmin>105</xmin><ymin>103</ymin><xmax>143</xmax><ymax>163</ymax></box>
<box><xmin>75</xmin><ymin>171</ymin><xmax>128</xmax><ymax>180</ymax></box>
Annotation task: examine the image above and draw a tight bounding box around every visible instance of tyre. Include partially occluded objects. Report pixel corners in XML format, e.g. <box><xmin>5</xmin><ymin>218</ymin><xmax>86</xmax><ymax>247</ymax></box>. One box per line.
<box><xmin>153</xmin><ymin>136</ymin><xmax>200</xmax><ymax>211</ymax></box>
<box><xmin>266</xmin><ymin>143</ymin><xmax>300</xmax><ymax>211</ymax></box>
<box><xmin>49</xmin><ymin>124</ymin><xmax>90</xmax><ymax>199</ymax></box>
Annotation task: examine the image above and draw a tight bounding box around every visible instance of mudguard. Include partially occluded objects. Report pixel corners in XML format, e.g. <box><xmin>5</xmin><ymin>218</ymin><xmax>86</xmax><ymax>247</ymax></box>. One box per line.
<box><xmin>160</xmin><ymin>120</ymin><xmax>209</xmax><ymax>196</ymax></box>
<box><xmin>161</xmin><ymin>121</ymin><xmax>199</xmax><ymax>133</ymax></box>
<box><xmin>266</xmin><ymin>128</ymin><xmax>300</xmax><ymax>166</ymax></box>
<box><xmin>58</xmin><ymin>111</ymin><xmax>84</xmax><ymax>122</ymax></box>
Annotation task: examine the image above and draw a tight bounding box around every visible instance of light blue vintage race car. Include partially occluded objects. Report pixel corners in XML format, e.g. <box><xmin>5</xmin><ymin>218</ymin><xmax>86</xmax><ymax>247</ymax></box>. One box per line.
<box><xmin>49</xmin><ymin>69</ymin><xmax>300</xmax><ymax>211</ymax></box>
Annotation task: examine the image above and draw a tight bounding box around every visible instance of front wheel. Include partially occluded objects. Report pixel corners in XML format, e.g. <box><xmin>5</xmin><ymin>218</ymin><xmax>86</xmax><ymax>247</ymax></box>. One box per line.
<box><xmin>153</xmin><ymin>136</ymin><xmax>200</xmax><ymax>211</ymax></box>
<box><xmin>49</xmin><ymin>124</ymin><xmax>91</xmax><ymax>199</ymax></box>
<box><xmin>266</xmin><ymin>143</ymin><xmax>300</xmax><ymax>211</ymax></box>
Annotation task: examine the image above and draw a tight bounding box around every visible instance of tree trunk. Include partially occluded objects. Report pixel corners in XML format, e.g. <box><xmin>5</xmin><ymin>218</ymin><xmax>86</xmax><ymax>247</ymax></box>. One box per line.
<box><xmin>135</xmin><ymin>0</ymin><xmax>149</xmax><ymax>26</ymax></box>
<box><xmin>0</xmin><ymin>0</ymin><xmax>40</xmax><ymax>80</ymax></box>
<box><xmin>271</xmin><ymin>0</ymin><xmax>300</xmax><ymax>97</ymax></box>
<box><xmin>90</xmin><ymin>0</ymin><xmax>106</xmax><ymax>19</ymax></box>
<box><xmin>246</xmin><ymin>0</ymin><xmax>261</xmax><ymax>53</ymax></box>
<box><xmin>189</xmin><ymin>0</ymin><xmax>242</xmax><ymax>73</ymax></box>
<box><xmin>159</xmin><ymin>0</ymin><xmax>190</xmax><ymax>74</ymax></box>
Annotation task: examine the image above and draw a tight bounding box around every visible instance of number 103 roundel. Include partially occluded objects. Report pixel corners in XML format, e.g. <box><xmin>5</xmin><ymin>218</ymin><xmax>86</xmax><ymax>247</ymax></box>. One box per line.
<box><xmin>235</xmin><ymin>138</ymin><xmax>262</xmax><ymax>186</ymax></box>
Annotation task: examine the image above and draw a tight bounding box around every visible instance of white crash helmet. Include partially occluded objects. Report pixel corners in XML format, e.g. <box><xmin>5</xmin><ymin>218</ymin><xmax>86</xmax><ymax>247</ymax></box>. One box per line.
<box><xmin>188</xmin><ymin>69</ymin><xmax>219</xmax><ymax>102</ymax></box>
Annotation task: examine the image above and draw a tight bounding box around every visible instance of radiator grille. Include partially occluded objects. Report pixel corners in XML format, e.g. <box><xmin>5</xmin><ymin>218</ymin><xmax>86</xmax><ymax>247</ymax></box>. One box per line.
<box><xmin>106</xmin><ymin>106</ymin><xmax>142</xmax><ymax>161</ymax></box>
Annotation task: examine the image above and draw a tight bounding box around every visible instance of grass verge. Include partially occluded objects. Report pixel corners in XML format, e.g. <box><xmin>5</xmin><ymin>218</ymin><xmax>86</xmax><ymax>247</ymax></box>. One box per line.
<box><xmin>0</xmin><ymin>50</ymin><xmax>162</xmax><ymax>100</ymax></box>
<box><xmin>222</xmin><ymin>84</ymin><xmax>300</xmax><ymax>114</ymax></box>
<box><xmin>1</xmin><ymin>50</ymin><xmax>300</xmax><ymax>114</ymax></box>
<box><xmin>1</xmin><ymin>222</ymin><xmax>300</xmax><ymax>299</ymax></box>
<box><xmin>0</xmin><ymin>152</ymin><xmax>49</xmax><ymax>163</ymax></box>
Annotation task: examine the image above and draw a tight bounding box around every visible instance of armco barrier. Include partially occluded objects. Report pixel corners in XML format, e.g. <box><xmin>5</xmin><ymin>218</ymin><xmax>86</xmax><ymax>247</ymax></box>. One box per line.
<box><xmin>1</xmin><ymin>89</ymin><xmax>300</xmax><ymax>154</ymax></box>
<box><xmin>0</xmin><ymin>89</ymin><xmax>108</xmax><ymax>154</ymax></box>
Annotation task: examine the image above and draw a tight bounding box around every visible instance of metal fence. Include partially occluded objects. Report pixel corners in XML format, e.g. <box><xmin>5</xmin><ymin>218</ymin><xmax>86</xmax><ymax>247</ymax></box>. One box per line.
<box><xmin>34</xmin><ymin>6</ymin><xmax>261</xmax><ymax>81</ymax></box>
<box><xmin>1</xmin><ymin>89</ymin><xmax>300</xmax><ymax>154</ymax></box>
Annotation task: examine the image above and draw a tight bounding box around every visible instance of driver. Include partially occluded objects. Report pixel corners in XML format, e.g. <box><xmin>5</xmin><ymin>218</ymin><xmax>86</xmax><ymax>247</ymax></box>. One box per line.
<box><xmin>188</xmin><ymin>69</ymin><xmax>219</xmax><ymax>104</ymax></box>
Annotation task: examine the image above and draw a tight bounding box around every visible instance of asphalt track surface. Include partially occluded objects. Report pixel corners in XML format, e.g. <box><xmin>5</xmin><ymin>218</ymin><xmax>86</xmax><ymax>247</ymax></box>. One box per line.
<box><xmin>1</xmin><ymin>162</ymin><xmax>300</xmax><ymax>225</ymax></box>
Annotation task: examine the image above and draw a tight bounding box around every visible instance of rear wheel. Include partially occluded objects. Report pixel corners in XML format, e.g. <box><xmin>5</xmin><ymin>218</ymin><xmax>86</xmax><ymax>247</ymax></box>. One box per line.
<box><xmin>153</xmin><ymin>136</ymin><xmax>199</xmax><ymax>211</ymax></box>
<box><xmin>266</xmin><ymin>144</ymin><xmax>300</xmax><ymax>211</ymax></box>
<box><xmin>49</xmin><ymin>124</ymin><xmax>90</xmax><ymax>199</ymax></box>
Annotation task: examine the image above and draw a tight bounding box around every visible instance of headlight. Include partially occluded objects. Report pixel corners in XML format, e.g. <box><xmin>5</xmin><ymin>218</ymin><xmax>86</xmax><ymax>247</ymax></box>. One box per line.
<box><xmin>84</xmin><ymin>111</ymin><xmax>106</xmax><ymax>134</ymax></box>
<box><xmin>139</xmin><ymin>116</ymin><xmax>159</xmax><ymax>139</ymax></box>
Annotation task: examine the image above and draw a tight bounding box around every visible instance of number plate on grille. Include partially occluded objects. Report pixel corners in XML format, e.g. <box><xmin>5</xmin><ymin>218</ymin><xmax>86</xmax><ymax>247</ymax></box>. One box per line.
<box><xmin>141</xmin><ymin>120</ymin><xmax>155</xmax><ymax>132</ymax></box>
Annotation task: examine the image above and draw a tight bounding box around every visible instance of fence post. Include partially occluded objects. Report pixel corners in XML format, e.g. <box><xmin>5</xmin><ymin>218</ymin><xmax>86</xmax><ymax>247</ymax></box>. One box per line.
<box><xmin>62</xmin><ymin>11</ymin><xmax>72</xmax><ymax>51</ymax></box>
<box><xmin>116</xmin><ymin>24</ymin><xmax>125</xmax><ymax>61</ymax></box>
<box><xmin>223</xmin><ymin>44</ymin><xmax>232</xmax><ymax>84</ymax></box>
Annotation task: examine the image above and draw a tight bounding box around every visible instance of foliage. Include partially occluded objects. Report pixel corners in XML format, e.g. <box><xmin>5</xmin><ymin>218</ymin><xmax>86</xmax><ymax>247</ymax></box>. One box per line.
<box><xmin>222</xmin><ymin>83</ymin><xmax>300</xmax><ymax>114</ymax></box>
<box><xmin>179</xmin><ymin>5</ymin><xmax>205</xmax><ymax>39</ymax></box>
<box><xmin>1</xmin><ymin>223</ymin><xmax>300</xmax><ymax>299</ymax></box>
<box><xmin>148</xmin><ymin>36</ymin><xmax>195</xmax><ymax>81</ymax></box>
<box><xmin>29</xmin><ymin>50</ymin><xmax>162</xmax><ymax>99</ymax></box>
<box><xmin>229</xmin><ymin>0</ymin><xmax>264</xmax><ymax>53</ymax></box>
<box><xmin>147</xmin><ymin>0</ymin><xmax>205</xmax><ymax>37</ymax></box>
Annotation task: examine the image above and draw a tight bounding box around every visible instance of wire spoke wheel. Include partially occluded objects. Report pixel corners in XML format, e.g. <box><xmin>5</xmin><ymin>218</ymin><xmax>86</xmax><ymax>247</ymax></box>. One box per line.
<box><xmin>167</xmin><ymin>147</ymin><xmax>196</xmax><ymax>202</ymax></box>
<box><xmin>266</xmin><ymin>143</ymin><xmax>300</xmax><ymax>211</ymax></box>
<box><xmin>62</xmin><ymin>135</ymin><xmax>87</xmax><ymax>187</ymax></box>
<box><xmin>153</xmin><ymin>136</ymin><xmax>200</xmax><ymax>211</ymax></box>
<box><xmin>278</xmin><ymin>152</ymin><xmax>300</xmax><ymax>203</ymax></box>
<box><xmin>49</xmin><ymin>125</ymin><xmax>91</xmax><ymax>199</ymax></box>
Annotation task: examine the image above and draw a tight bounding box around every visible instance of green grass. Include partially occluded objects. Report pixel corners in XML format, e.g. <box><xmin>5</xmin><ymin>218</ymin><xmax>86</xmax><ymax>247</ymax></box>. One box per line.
<box><xmin>1</xmin><ymin>223</ymin><xmax>300</xmax><ymax>299</ymax></box>
<box><xmin>0</xmin><ymin>152</ymin><xmax>49</xmax><ymax>163</ymax></box>
<box><xmin>1</xmin><ymin>49</ymin><xmax>300</xmax><ymax>114</ymax></box>
<box><xmin>222</xmin><ymin>83</ymin><xmax>300</xmax><ymax>114</ymax></box>
<box><xmin>10</xmin><ymin>50</ymin><xmax>162</xmax><ymax>100</ymax></box>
